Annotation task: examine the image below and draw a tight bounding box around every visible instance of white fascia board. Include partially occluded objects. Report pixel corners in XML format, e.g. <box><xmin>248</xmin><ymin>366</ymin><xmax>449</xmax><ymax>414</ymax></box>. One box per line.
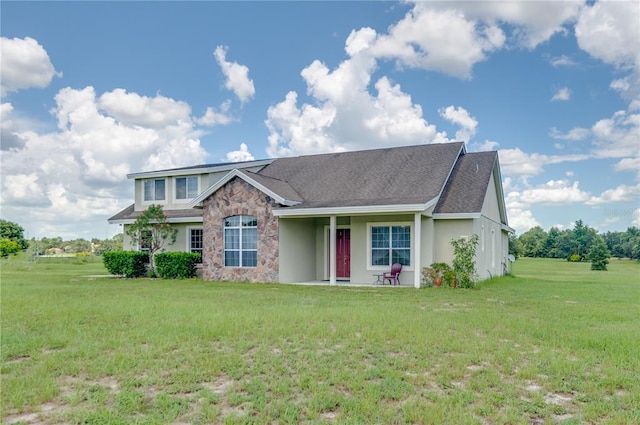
<box><xmin>492</xmin><ymin>156</ymin><xmax>510</xmax><ymax>226</ymax></box>
<box><xmin>273</xmin><ymin>202</ymin><xmax>431</xmax><ymax>217</ymax></box>
<box><xmin>236</xmin><ymin>172</ymin><xmax>301</xmax><ymax>207</ymax></box>
<box><xmin>432</xmin><ymin>213</ymin><xmax>482</xmax><ymax>220</ymax></box>
<box><xmin>190</xmin><ymin>169</ymin><xmax>300</xmax><ymax>208</ymax></box>
<box><xmin>432</xmin><ymin>143</ymin><xmax>466</xmax><ymax>204</ymax></box>
<box><xmin>126</xmin><ymin>159</ymin><xmax>274</xmax><ymax>180</ymax></box>
<box><xmin>502</xmin><ymin>223</ymin><xmax>516</xmax><ymax>233</ymax></box>
<box><xmin>190</xmin><ymin>169</ymin><xmax>239</xmax><ymax>206</ymax></box>
<box><xmin>108</xmin><ymin>217</ymin><xmax>204</xmax><ymax>225</ymax></box>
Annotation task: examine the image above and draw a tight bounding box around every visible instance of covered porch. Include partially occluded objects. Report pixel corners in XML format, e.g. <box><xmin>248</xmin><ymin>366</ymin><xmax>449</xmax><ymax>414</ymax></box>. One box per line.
<box><xmin>275</xmin><ymin>211</ymin><xmax>435</xmax><ymax>288</ymax></box>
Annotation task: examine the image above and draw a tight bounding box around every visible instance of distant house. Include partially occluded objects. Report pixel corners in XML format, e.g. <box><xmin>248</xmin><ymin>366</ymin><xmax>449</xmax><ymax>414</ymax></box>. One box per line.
<box><xmin>108</xmin><ymin>142</ymin><xmax>512</xmax><ymax>287</ymax></box>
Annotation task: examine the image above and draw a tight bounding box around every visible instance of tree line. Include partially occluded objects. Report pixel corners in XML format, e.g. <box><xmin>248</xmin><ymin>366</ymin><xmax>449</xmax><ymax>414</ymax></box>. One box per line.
<box><xmin>0</xmin><ymin>219</ymin><xmax>123</xmax><ymax>257</ymax></box>
<box><xmin>511</xmin><ymin>219</ymin><xmax>640</xmax><ymax>262</ymax></box>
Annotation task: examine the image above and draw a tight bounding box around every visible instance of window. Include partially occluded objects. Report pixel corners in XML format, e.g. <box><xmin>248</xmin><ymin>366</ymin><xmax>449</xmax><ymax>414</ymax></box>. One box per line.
<box><xmin>176</xmin><ymin>176</ymin><xmax>198</xmax><ymax>200</ymax></box>
<box><xmin>139</xmin><ymin>230</ymin><xmax>152</xmax><ymax>251</ymax></box>
<box><xmin>144</xmin><ymin>179</ymin><xmax>166</xmax><ymax>202</ymax></box>
<box><xmin>370</xmin><ymin>225</ymin><xmax>411</xmax><ymax>267</ymax></box>
<box><xmin>224</xmin><ymin>215</ymin><xmax>257</xmax><ymax>267</ymax></box>
<box><xmin>189</xmin><ymin>228</ymin><xmax>203</xmax><ymax>262</ymax></box>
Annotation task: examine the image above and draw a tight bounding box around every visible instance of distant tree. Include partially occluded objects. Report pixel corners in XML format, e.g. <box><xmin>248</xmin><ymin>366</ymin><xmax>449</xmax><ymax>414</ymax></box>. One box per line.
<box><xmin>508</xmin><ymin>233</ymin><xmax>521</xmax><ymax>258</ymax></box>
<box><xmin>572</xmin><ymin>219</ymin><xmax>597</xmax><ymax>260</ymax></box>
<box><xmin>603</xmin><ymin>231</ymin><xmax>625</xmax><ymax>258</ymax></box>
<box><xmin>0</xmin><ymin>238</ymin><xmax>21</xmax><ymax>257</ymax></box>
<box><xmin>125</xmin><ymin>204</ymin><xmax>177</xmax><ymax>273</ymax></box>
<box><xmin>67</xmin><ymin>238</ymin><xmax>91</xmax><ymax>253</ymax></box>
<box><xmin>543</xmin><ymin>227</ymin><xmax>561</xmax><ymax>258</ymax></box>
<box><xmin>518</xmin><ymin>226</ymin><xmax>547</xmax><ymax>257</ymax></box>
<box><xmin>588</xmin><ymin>236</ymin><xmax>610</xmax><ymax>271</ymax></box>
<box><xmin>0</xmin><ymin>219</ymin><xmax>28</xmax><ymax>250</ymax></box>
<box><xmin>554</xmin><ymin>229</ymin><xmax>574</xmax><ymax>259</ymax></box>
<box><xmin>93</xmin><ymin>234</ymin><xmax>124</xmax><ymax>255</ymax></box>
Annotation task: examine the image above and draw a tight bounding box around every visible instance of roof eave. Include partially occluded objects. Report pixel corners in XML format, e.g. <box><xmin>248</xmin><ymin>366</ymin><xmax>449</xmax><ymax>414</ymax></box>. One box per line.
<box><xmin>432</xmin><ymin>212</ymin><xmax>482</xmax><ymax>219</ymax></box>
<box><xmin>126</xmin><ymin>159</ymin><xmax>275</xmax><ymax>179</ymax></box>
<box><xmin>108</xmin><ymin>216</ymin><xmax>204</xmax><ymax>225</ymax></box>
<box><xmin>273</xmin><ymin>199</ymin><xmax>437</xmax><ymax>217</ymax></box>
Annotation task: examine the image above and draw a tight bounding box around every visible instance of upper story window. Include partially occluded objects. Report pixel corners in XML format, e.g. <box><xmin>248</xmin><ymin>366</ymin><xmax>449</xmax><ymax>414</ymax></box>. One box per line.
<box><xmin>224</xmin><ymin>215</ymin><xmax>257</xmax><ymax>267</ymax></box>
<box><xmin>176</xmin><ymin>176</ymin><xmax>198</xmax><ymax>201</ymax></box>
<box><xmin>144</xmin><ymin>179</ymin><xmax>166</xmax><ymax>202</ymax></box>
<box><xmin>370</xmin><ymin>224</ymin><xmax>411</xmax><ymax>268</ymax></box>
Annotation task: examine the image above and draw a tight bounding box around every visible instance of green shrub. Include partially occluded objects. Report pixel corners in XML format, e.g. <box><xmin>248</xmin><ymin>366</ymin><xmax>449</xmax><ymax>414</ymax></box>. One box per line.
<box><xmin>0</xmin><ymin>238</ymin><xmax>21</xmax><ymax>257</ymax></box>
<box><xmin>451</xmin><ymin>234</ymin><xmax>479</xmax><ymax>288</ymax></box>
<box><xmin>154</xmin><ymin>252</ymin><xmax>200</xmax><ymax>279</ymax></box>
<box><xmin>568</xmin><ymin>254</ymin><xmax>582</xmax><ymax>262</ymax></box>
<box><xmin>103</xmin><ymin>251</ymin><xmax>149</xmax><ymax>277</ymax></box>
<box><xmin>422</xmin><ymin>262</ymin><xmax>452</xmax><ymax>287</ymax></box>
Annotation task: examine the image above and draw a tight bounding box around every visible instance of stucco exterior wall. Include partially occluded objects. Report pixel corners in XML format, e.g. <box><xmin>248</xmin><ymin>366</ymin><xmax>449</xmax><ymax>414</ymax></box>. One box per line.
<box><xmin>476</xmin><ymin>217</ymin><xmax>506</xmax><ymax>280</ymax></box>
<box><xmin>432</xmin><ymin>218</ymin><xmax>474</xmax><ymax>265</ymax></box>
<box><xmin>346</xmin><ymin>214</ymin><xmax>416</xmax><ymax>285</ymax></box>
<box><xmin>122</xmin><ymin>222</ymin><xmax>202</xmax><ymax>252</ymax></box>
<box><xmin>481</xmin><ymin>172</ymin><xmax>502</xmax><ymax>223</ymax></box>
<box><xmin>201</xmin><ymin>177</ymin><xmax>279</xmax><ymax>283</ymax></box>
<box><xmin>279</xmin><ymin>218</ymin><xmax>317</xmax><ymax>283</ymax></box>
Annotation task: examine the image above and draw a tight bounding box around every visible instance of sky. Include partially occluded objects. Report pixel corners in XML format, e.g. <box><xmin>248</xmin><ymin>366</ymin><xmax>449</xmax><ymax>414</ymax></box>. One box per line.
<box><xmin>1</xmin><ymin>1</ymin><xmax>639</xmax><ymax>240</ymax></box>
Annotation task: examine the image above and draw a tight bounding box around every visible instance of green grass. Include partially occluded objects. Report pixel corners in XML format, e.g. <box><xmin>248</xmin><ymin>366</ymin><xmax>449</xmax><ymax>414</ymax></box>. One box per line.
<box><xmin>1</xmin><ymin>256</ymin><xmax>639</xmax><ymax>424</ymax></box>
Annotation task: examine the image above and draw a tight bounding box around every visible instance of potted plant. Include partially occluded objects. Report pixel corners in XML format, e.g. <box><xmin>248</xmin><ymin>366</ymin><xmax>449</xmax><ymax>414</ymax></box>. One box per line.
<box><xmin>429</xmin><ymin>262</ymin><xmax>451</xmax><ymax>287</ymax></box>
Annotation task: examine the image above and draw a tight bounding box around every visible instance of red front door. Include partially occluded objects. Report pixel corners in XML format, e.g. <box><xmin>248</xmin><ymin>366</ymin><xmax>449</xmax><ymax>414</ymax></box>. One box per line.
<box><xmin>336</xmin><ymin>229</ymin><xmax>351</xmax><ymax>278</ymax></box>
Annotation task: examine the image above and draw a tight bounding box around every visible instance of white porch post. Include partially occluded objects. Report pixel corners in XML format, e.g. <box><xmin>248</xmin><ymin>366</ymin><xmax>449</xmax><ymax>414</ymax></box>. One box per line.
<box><xmin>329</xmin><ymin>215</ymin><xmax>336</xmax><ymax>285</ymax></box>
<box><xmin>414</xmin><ymin>212</ymin><xmax>422</xmax><ymax>288</ymax></box>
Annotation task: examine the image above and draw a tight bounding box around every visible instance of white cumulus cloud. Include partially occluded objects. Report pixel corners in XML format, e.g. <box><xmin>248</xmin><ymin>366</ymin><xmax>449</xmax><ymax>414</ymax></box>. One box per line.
<box><xmin>0</xmin><ymin>85</ymin><xmax>210</xmax><ymax>238</ymax></box>
<box><xmin>575</xmin><ymin>0</ymin><xmax>640</xmax><ymax>106</ymax></box>
<box><xmin>195</xmin><ymin>100</ymin><xmax>234</xmax><ymax>126</ymax></box>
<box><xmin>0</xmin><ymin>36</ymin><xmax>62</xmax><ymax>96</ymax></box>
<box><xmin>520</xmin><ymin>180</ymin><xmax>590</xmax><ymax>205</ymax></box>
<box><xmin>98</xmin><ymin>88</ymin><xmax>192</xmax><ymax>129</ymax></box>
<box><xmin>586</xmin><ymin>184</ymin><xmax>640</xmax><ymax>205</ymax></box>
<box><xmin>265</xmin><ymin>31</ymin><xmax>447</xmax><ymax>158</ymax></box>
<box><xmin>498</xmin><ymin>148</ymin><xmax>589</xmax><ymax>177</ymax></box>
<box><xmin>438</xmin><ymin>106</ymin><xmax>478</xmax><ymax>142</ymax></box>
<box><xmin>225</xmin><ymin>143</ymin><xmax>255</xmax><ymax>163</ymax></box>
<box><xmin>613</xmin><ymin>157</ymin><xmax>640</xmax><ymax>179</ymax></box>
<box><xmin>551</xmin><ymin>87</ymin><xmax>571</xmax><ymax>102</ymax></box>
<box><xmin>214</xmin><ymin>46</ymin><xmax>255</xmax><ymax>104</ymax></box>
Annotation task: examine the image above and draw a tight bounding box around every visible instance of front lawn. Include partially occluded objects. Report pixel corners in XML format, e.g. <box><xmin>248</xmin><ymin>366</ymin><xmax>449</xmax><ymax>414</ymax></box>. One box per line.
<box><xmin>1</xmin><ymin>257</ymin><xmax>638</xmax><ymax>424</ymax></box>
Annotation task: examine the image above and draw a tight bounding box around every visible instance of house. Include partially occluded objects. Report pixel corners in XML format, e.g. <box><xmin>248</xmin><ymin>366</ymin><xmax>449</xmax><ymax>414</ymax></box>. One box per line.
<box><xmin>108</xmin><ymin>142</ymin><xmax>512</xmax><ymax>287</ymax></box>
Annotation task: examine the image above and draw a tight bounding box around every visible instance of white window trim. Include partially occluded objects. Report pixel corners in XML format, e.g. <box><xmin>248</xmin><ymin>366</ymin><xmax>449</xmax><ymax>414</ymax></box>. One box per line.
<box><xmin>366</xmin><ymin>222</ymin><xmax>414</xmax><ymax>272</ymax></box>
<box><xmin>224</xmin><ymin>215</ymin><xmax>258</xmax><ymax>268</ymax></box>
<box><xmin>137</xmin><ymin>230</ymin><xmax>152</xmax><ymax>252</ymax></box>
<box><xmin>187</xmin><ymin>226</ymin><xmax>203</xmax><ymax>262</ymax></box>
<box><xmin>142</xmin><ymin>178</ymin><xmax>167</xmax><ymax>204</ymax></box>
<box><xmin>174</xmin><ymin>175</ymin><xmax>200</xmax><ymax>204</ymax></box>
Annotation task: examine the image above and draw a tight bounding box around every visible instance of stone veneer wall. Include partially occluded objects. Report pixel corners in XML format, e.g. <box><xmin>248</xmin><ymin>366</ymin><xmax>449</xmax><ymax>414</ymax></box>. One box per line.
<box><xmin>202</xmin><ymin>177</ymin><xmax>280</xmax><ymax>283</ymax></box>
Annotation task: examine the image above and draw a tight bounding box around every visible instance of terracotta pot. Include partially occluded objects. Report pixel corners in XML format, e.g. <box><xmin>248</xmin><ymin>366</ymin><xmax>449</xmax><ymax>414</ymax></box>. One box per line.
<box><xmin>434</xmin><ymin>277</ymin><xmax>442</xmax><ymax>287</ymax></box>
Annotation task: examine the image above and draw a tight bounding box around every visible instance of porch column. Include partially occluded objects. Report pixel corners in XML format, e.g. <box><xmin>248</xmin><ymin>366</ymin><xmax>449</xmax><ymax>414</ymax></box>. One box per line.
<box><xmin>329</xmin><ymin>215</ymin><xmax>336</xmax><ymax>285</ymax></box>
<box><xmin>414</xmin><ymin>212</ymin><xmax>422</xmax><ymax>288</ymax></box>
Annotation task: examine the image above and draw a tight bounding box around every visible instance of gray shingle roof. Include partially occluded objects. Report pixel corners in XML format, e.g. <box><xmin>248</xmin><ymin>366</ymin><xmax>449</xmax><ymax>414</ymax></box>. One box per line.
<box><xmin>258</xmin><ymin>142</ymin><xmax>465</xmax><ymax>208</ymax></box>
<box><xmin>434</xmin><ymin>151</ymin><xmax>497</xmax><ymax>214</ymax></box>
<box><xmin>108</xmin><ymin>204</ymin><xmax>203</xmax><ymax>222</ymax></box>
<box><xmin>243</xmin><ymin>171</ymin><xmax>303</xmax><ymax>203</ymax></box>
